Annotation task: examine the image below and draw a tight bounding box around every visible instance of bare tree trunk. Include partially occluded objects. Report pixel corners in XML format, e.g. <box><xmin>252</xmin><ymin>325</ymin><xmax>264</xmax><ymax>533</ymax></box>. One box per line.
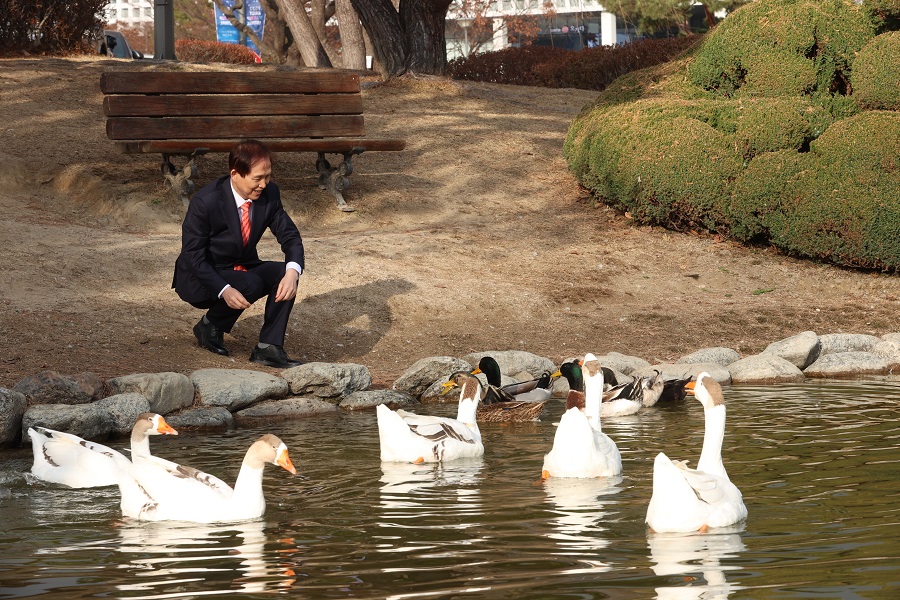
<box><xmin>277</xmin><ymin>0</ymin><xmax>333</xmax><ymax>67</ymax></box>
<box><xmin>310</xmin><ymin>0</ymin><xmax>341</xmax><ymax>65</ymax></box>
<box><xmin>400</xmin><ymin>0</ymin><xmax>451</xmax><ymax>75</ymax></box>
<box><xmin>350</xmin><ymin>0</ymin><xmax>407</xmax><ymax>77</ymax></box>
<box><xmin>335</xmin><ymin>0</ymin><xmax>367</xmax><ymax>70</ymax></box>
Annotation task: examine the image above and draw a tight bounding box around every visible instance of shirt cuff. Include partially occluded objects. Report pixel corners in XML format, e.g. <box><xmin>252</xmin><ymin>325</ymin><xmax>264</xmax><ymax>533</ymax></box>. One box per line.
<box><xmin>286</xmin><ymin>262</ymin><xmax>302</xmax><ymax>276</ymax></box>
<box><xmin>218</xmin><ymin>284</ymin><xmax>230</xmax><ymax>298</ymax></box>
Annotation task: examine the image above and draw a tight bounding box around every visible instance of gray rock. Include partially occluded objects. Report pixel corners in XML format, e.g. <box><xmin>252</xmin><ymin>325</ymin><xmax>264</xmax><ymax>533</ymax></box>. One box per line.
<box><xmin>594</xmin><ymin>352</ymin><xmax>652</xmax><ymax>376</ymax></box>
<box><xmin>420</xmin><ymin>379</ymin><xmax>461</xmax><ymax>403</ymax></box>
<box><xmin>106</xmin><ymin>372</ymin><xmax>194</xmax><ymax>415</ymax></box>
<box><xmin>234</xmin><ymin>397</ymin><xmax>338</xmax><ymax>425</ymax></box>
<box><xmin>818</xmin><ymin>333</ymin><xmax>881</xmax><ymax>356</ymax></box>
<box><xmin>22</xmin><ymin>393</ymin><xmax>150</xmax><ymax>441</ymax></box>
<box><xmin>728</xmin><ymin>354</ymin><xmax>805</xmax><ymax>384</ymax></box>
<box><xmin>13</xmin><ymin>370</ymin><xmax>104</xmax><ymax>405</ymax></box>
<box><xmin>763</xmin><ymin>331</ymin><xmax>821</xmax><ymax>369</ymax></box>
<box><xmin>882</xmin><ymin>333</ymin><xmax>900</xmax><ymax>343</ymax></box>
<box><xmin>462</xmin><ymin>350</ymin><xmax>555</xmax><ymax>378</ymax></box>
<box><xmin>191</xmin><ymin>368</ymin><xmax>289</xmax><ymax>412</ymax></box>
<box><xmin>392</xmin><ymin>356</ymin><xmax>472</xmax><ymax>397</ymax></box>
<box><xmin>677</xmin><ymin>347</ymin><xmax>741</xmax><ymax>367</ymax></box>
<box><xmin>871</xmin><ymin>340</ymin><xmax>900</xmax><ymax>367</ymax></box>
<box><xmin>639</xmin><ymin>363</ymin><xmax>732</xmax><ymax>385</ymax></box>
<box><xmin>166</xmin><ymin>407</ymin><xmax>234</xmax><ymax>431</ymax></box>
<box><xmin>282</xmin><ymin>362</ymin><xmax>372</xmax><ymax>401</ymax></box>
<box><xmin>804</xmin><ymin>351</ymin><xmax>891</xmax><ymax>377</ymax></box>
<box><xmin>0</xmin><ymin>388</ymin><xmax>27</xmax><ymax>448</ymax></box>
<box><xmin>341</xmin><ymin>390</ymin><xmax>418</xmax><ymax>410</ymax></box>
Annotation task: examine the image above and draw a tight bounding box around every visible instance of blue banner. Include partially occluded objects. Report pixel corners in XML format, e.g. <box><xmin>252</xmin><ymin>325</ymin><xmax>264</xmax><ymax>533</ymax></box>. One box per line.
<box><xmin>214</xmin><ymin>0</ymin><xmax>266</xmax><ymax>60</ymax></box>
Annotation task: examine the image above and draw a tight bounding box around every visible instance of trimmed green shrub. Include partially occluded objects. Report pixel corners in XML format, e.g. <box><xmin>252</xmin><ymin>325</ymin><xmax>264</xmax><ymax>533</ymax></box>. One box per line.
<box><xmin>566</xmin><ymin>0</ymin><xmax>900</xmax><ymax>270</ymax></box>
<box><xmin>688</xmin><ymin>0</ymin><xmax>875</xmax><ymax>98</ymax></box>
<box><xmin>566</xmin><ymin>99</ymin><xmax>745</xmax><ymax>231</ymax></box>
<box><xmin>852</xmin><ymin>31</ymin><xmax>900</xmax><ymax>109</ymax></box>
<box><xmin>729</xmin><ymin>112</ymin><xmax>900</xmax><ymax>269</ymax></box>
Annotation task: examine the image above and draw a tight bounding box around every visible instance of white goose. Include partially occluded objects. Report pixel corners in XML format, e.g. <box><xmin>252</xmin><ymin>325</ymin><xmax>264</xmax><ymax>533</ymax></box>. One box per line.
<box><xmin>376</xmin><ymin>372</ymin><xmax>484</xmax><ymax>463</ymax></box>
<box><xmin>27</xmin><ymin>413</ymin><xmax>178</xmax><ymax>488</ymax></box>
<box><xmin>542</xmin><ymin>354</ymin><xmax>622</xmax><ymax>478</ymax></box>
<box><xmin>646</xmin><ymin>372</ymin><xmax>747</xmax><ymax>533</ymax></box>
<box><xmin>118</xmin><ymin>433</ymin><xmax>296</xmax><ymax>523</ymax></box>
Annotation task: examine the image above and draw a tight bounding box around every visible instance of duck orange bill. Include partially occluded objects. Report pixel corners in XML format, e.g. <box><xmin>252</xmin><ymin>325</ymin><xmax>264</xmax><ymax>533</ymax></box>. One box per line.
<box><xmin>684</xmin><ymin>381</ymin><xmax>697</xmax><ymax>395</ymax></box>
<box><xmin>277</xmin><ymin>449</ymin><xmax>297</xmax><ymax>475</ymax></box>
<box><xmin>157</xmin><ymin>418</ymin><xmax>179</xmax><ymax>435</ymax></box>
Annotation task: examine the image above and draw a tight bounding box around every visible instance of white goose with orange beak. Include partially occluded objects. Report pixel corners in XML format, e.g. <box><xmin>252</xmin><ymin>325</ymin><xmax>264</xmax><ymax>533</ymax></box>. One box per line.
<box><xmin>645</xmin><ymin>372</ymin><xmax>747</xmax><ymax>533</ymax></box>
<box><xmin>376</xmin><ymin>371</ymin><xmax>484</xmax><ymax>464</ymax></box>
<box><xmin>541</xmin><ymin>353</ymin><xmax>622</xmax><ymax>479</ymax></box>
<box><xmin>28</xmin><ymin>413</ymin><xmax>178</xmax><ymax>488</ymax></box>
<box><xmin>118</xmin><ymin>433</ymin><xmax>296</xmax><ymax>523</ymax></box>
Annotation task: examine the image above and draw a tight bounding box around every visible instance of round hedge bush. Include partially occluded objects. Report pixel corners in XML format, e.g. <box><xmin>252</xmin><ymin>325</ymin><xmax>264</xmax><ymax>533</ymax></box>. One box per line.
<box><xmin>565</xmin><ymin>0</ymin><xmax>900</xmax><ymax>271</ymax></box>
<box><xmin>730</xmin><ymin>111</ymin><xmax>900</xmax><ymax>270</ymax></box>
<box><xmin>851</xmin><ymin>31</ymin><xmax>900</xmax><ymax>109</ymax></box>
<box><xmin>688</xmin><ymin>0</ymin><xmax>875</xmax><ymax>98</ymax></box>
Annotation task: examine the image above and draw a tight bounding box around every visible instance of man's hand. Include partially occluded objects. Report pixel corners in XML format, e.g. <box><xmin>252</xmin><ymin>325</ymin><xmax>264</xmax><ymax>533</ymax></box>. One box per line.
<box><xmin>275</xmin><ymin>269</ymin><xmax>300</xmax><ymax>302</ymax></box>
<box><xmin>222</xmin><ymin>286</ymin><xmax>252</xmax><ymax>310</ymax></box>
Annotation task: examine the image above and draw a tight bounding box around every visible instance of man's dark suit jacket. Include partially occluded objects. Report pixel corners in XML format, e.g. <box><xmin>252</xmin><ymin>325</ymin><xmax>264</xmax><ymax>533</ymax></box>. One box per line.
<box><xmin>173</xmin><ymin>175</ymin><xmax>305</xmax><ymax>305</ymax></box>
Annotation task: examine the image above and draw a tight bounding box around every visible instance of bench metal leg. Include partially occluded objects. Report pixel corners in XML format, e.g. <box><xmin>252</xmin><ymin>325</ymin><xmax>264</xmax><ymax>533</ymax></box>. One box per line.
<box><xmin>316</xmin><ymin>149</ymin><xmax>364</xmax><ymax>212</ymax></box>
<box><xmin>162</xmin><ymin>150</ymin><xmax>207</xmax><ymax>207</ymax></box>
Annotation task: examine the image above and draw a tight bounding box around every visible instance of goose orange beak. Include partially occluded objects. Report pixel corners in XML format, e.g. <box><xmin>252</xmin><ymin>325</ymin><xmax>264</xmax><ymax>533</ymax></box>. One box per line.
<box><xmin>277</xmin><ymin>449</ymin><xmax>297</xmax><ymax>475</ymax></box>
<box><xmin>156</xmin><ymin>417</ymin><xmax>179</xmax><ymax>436</ymax></box>
<box><xmin>684</xmin><ymin>380</ymin><xmax>697</xmax><ymax>395</ymax></box>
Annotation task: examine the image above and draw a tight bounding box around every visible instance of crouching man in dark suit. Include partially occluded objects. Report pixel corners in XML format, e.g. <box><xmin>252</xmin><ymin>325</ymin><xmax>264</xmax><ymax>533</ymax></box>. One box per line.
<box><xmin>173</xmin><ymin>139</ymin><xmax>304</xmax><ymax>368</ymax></box>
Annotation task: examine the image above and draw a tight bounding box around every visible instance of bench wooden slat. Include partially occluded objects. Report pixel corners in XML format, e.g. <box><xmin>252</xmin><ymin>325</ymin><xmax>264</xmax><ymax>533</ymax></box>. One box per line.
<box><xmin>106</xmin><ymin>115</ymin><xmax>367</xmax><ymax>140</ymax></box>
<box><xmin>115</xmin><ymin>138</ymin><xmax>407</xmax><ymax>155</ymax></box>
<box><xmin>103</xmin><ymin>94</ymin><xmax>365</xmax><ymax>117</ymax></box>
<box><xmin>100</xmin><ymin>71</ymin><xmax>360</xmax><ymax>95</ymax></box>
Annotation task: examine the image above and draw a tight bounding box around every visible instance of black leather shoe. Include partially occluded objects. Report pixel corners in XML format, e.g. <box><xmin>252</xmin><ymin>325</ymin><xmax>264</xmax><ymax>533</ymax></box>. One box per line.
<box><xmin>250</xmin><ymin>345</ymin><xmax>303</xmax><ymax>368</ymax></box>
<box><xmin>193</xmin><ymin>318</ymin><xmax>229</xmax><ymax>356</ymax></box>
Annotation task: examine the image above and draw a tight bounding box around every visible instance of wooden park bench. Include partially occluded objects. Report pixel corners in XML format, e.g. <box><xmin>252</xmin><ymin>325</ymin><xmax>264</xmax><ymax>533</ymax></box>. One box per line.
<box><xmin>100</xmin><ymin>70</ymin><xmax>406</xmax><ymax>211</ymax></box>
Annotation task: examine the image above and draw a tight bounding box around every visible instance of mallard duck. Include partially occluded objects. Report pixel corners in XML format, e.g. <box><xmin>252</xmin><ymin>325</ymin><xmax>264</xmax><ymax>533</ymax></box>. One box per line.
<box><xmin>118</xmin><ymin>433</ymin><xmax>296</xmax><ymax>523</ymax></box>
<box><xmin>472</xmin><ymin>356</ymin><xmax>554</xmax><ymax>404</ymax></box>
<box><xmin>442</xmin><ymin>369</ymin><xmax>548</xmax><ymax>423</ymax></box>
<box><xmin>645</xmin><ymin>372</ymin><xmax>747</xmax><ymax>533</ymax></box>
<box><xmin>498</xmin><ymin>369</ymin><xmax>555</xmax><ymax>403</ymax></box>
<box><xmin>658</xmin><ymin>376</ymin><xmax>692</xmax><ymax>403</ymax></box>
<box><xmin>377</xmin><ymin>373</ymin><xmax>484</xmax><ymax>463</ymax></box>
<box><xmin>600</xmin><ymin>378</ymin><xmax>643</xmax><ymax>417</ymax></box>
<box><xmin>541</xmin><ymin>355</ymin><xmax>622</xmax><ymax>478</ymax></box>
<box><xmin>27</xmin><ymin>413</ymin><xmax>178</xmax><ymax>488</ymax></box>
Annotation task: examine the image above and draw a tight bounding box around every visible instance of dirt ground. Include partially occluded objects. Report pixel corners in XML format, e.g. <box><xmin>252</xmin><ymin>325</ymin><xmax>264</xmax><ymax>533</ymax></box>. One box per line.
<box><xmin>0</xmin><ymin>57</ymin><xmax>897</xmax><ymax>390</ymax></box>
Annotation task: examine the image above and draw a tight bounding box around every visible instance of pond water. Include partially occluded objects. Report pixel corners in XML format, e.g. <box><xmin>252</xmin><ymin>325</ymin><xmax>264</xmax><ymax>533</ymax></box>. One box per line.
<box><xmin>1</xmin><ymin>380</ymin><xmax>899</xmax><ymax>599</ymax></box>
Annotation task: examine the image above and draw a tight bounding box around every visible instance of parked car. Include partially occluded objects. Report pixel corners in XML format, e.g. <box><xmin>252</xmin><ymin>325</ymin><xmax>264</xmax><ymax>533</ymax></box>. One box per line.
<box><xmin>98</xmin><ymin>30</ymin><xmax>145</xmax><ymax>59</ymax></box>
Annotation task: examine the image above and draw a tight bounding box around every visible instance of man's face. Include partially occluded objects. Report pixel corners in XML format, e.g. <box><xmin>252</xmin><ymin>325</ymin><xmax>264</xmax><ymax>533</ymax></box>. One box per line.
<box><xmin>231</xmin><ymin>158</ymin><xmax>272</xmax><ymax>201</ymax></box>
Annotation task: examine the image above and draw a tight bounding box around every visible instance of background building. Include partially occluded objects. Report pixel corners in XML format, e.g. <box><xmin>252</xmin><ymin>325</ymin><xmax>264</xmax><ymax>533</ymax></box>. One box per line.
<box><xmin>104</xmin><ymin>0</ymin><xmax>155</xmax><ymax>28</ymax></box>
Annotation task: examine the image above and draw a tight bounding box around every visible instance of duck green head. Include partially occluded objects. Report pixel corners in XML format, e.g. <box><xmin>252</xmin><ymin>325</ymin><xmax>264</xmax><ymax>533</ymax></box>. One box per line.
<box><xmin>471</xmin><ymin>356</ymin><xmax>503</xmax><ymax>387</ymax></box>
<box><xmin>558</xmin><ymin>361</ymin><xmax>584</xmax><ymax>393</ymax></box>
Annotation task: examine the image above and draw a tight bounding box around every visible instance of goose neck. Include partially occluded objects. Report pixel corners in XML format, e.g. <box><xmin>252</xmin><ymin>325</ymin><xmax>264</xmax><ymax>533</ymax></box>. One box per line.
<box><xmin>697</xmin><ymin>404</ymin><xmax>727</xmax><ymax>477</ymax></box>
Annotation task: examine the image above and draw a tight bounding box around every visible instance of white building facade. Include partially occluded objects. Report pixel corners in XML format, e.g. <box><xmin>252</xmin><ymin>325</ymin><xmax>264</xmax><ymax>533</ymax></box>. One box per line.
<box><xmin>448</xmin><ymin>0</ymin><xmax>630</xmax><ymax>58</ymax></box>
<box><xmin>104</xmin><ymin>0</ymin><xmax>155</xmax><ymax>28</ymax></box>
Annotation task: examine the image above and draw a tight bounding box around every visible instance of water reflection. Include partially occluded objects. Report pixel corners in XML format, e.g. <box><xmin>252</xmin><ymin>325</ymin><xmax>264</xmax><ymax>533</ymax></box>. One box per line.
<box><xmin>115</xmin><ymin>520</ymin><xmax>296</xmax><ymax>598</ymax></box>
<box><xmin>376</xmin><ymin>459</ymin><xmax>486</xmax><ymax>556</ymax></box>
<box><xmin>543</xmin><ymin>476</ymin><xmax>621</xmax><ymax>574</ymax></box>
<box><xmin>648</xmin><ymin>530</ymin><xmax>746</xmax><ymax>599</ymax></box>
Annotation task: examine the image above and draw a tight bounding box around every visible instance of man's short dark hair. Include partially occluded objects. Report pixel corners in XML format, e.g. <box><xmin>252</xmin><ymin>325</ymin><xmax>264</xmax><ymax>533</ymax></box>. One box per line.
<box><xmin>229</xmin><ymin>139</ymin><xmax>273</xmax><ymax>176</ymax></box>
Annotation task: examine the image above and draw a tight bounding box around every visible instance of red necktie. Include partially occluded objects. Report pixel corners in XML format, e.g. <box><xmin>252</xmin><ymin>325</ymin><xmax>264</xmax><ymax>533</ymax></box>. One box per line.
<box><xmin>235</xmin><ymin>201</ymin><xmax>252</xmax><ymax>271</ymax></box>
<box><xmin>240</xmin><ymin>201</ymin><xmax>252</xmax><ymax>246</ymax></box>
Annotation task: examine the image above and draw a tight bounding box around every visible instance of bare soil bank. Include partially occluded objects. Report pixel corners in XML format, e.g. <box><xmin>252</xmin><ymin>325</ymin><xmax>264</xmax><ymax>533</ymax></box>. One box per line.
<box><xmin>0</xmin><ymin>57</ymin><xmax>897</xmax><ymax>388</ymax></box>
